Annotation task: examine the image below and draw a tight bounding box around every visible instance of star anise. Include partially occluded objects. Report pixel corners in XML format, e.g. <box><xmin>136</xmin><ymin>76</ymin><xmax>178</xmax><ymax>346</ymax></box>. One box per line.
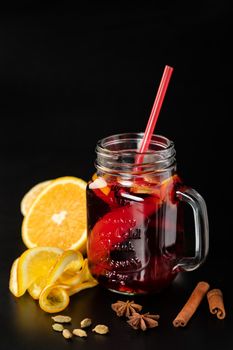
<box><xmin>127</xmin><ymin>312</ymin><xmax>160</xmax><ymax>331</ymax></box>
<box><xmin>111</xmin><ymin>300</ymin><xmax>142</xmax><ymax>317</ymax></box>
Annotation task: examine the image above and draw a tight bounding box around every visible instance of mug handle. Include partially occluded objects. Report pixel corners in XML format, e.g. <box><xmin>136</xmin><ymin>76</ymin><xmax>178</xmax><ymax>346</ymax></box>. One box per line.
<box><xmin>173</xmin><ymin>186</ymin><xmax>209</xmax><ymax>271</ymax></box>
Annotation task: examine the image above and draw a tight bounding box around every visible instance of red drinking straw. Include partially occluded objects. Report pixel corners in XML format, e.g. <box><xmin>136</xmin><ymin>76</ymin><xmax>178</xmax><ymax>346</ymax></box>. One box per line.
<box><xmin>136</xmin><ymin>65</ymin><xmax>174</xmax><ymax>164</ymax></box>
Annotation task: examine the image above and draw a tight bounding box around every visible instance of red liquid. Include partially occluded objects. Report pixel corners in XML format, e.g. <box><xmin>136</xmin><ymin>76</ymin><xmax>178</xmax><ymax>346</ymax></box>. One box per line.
<box><xmin>87</xmin><ymin>174</ymin><xmax>184</xmax><ymax>294</ymax></box>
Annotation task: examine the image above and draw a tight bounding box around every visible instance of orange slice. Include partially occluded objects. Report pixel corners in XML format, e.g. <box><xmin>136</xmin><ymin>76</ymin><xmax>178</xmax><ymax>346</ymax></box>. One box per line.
<box><xmin>22</xmin><ymin>176</ymin><xmax>87</xmax><ymax>252</ymax></box>
<box><xmin>20</xmin><ymin>180</ymin><xmax>52</xmax><ymax>216</ymax></box>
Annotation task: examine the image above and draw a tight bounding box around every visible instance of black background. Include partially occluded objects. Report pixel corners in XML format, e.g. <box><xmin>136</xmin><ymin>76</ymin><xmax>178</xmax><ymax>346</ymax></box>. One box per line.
<box><xmin>0</xmin><ymin>1</ymin><xmax>232</xmax><ymax>349</ymax></box>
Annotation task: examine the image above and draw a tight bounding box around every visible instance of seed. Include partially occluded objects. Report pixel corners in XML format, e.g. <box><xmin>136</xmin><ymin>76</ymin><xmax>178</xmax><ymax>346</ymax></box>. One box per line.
<box><xmin>62</xmin><ymin>329</ymin><xmax>72</xmax><ymax>339</ymax></box>
<box><xmin>52</xmin><ymin>323</ymin><xmax>64</xmax><ymax>332</ymax></box>
<box><xmin>92</xmin><ymin>324</ymin><xmax>109</xmax><ymax>334</ymax></box>
<box><xmin>80</xmin><ymin>318</ymin><xmax>92</xmax><ymax>328</ymax></box>
<box><xmin>73</xmin><ymin>329</ymin><xmax>87</xmax><ymax>337</ymax></box>
<box><xmin>51</xmin><ymin>315</ymin><xmax>72</xmax><ymax>323</ymax></box>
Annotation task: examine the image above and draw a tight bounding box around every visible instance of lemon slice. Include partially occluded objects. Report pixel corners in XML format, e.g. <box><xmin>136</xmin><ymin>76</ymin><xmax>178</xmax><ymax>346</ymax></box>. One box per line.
<box><xmin>59</xmin><ymin>258</ymin><xmax>98</xmax><ymax>293</ymax></box>
<box><xmin>64</xmin><ymin>257</ymin><xmax>84</xmax><ymax>273</ymax></box>
<box><xmin>22</xmin><ymin>176</ymin><xmax>87</xmax><ymax>252</ymax></box>
<box><xmin>28</xmin><ymin>275</ymin><xmax>49</xmax><ymax>300</ymax></box>
<box><xmin>17</xmin><ymin>247</ymin><xmax>63</xmax><ymax>297</ymax></box>
<box><xmin>78</xmin><ymin>259</ymin><xmax>96</xmax><ymax>283</ymax></box>
<box><xmin>47</xmin><ymin>250</ymin><xmax>83</xmax><ymax>286</ymax></box>
<box><xmin>28</xmin><ymin>250</ymin><xmax>82</xmax><ymax>299</ymax></box>
<box><xmin>58</xmin><ymin>258</ymin><xmax>94</xmax><ymax>287</ymax></box>
<box><xmin>9</xmin><ymin>258</ymin><xmax>20</xmax><ymax>297</ymax></box>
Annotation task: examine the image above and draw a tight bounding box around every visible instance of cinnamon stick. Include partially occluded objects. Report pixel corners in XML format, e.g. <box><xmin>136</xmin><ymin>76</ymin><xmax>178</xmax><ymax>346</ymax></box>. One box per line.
<box><xmin>173</xmin><ymin>281</ymin><xmax>210</xmax><ymax>327</ymax></box>
<box><xmin>207</xmin><ymin>289</ymin><xmax>226</xmax><ymax>319</ymax></box>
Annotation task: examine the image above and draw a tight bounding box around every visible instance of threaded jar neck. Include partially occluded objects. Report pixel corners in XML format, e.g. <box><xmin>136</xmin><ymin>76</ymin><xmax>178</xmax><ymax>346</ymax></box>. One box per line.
<box><xmin>95</xmin><ymin>133</ymin><xmax>176</xmax><ymax>176</ymax></box>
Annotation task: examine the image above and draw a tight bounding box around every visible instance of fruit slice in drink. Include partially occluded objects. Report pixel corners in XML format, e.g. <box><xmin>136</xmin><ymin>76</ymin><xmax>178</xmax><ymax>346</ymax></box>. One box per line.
<box><xmin>88</xmin><ymin>175</ymin><xmax>180</xmax><ymax>274</ymax></box>
<box><xmin>89</xmin><ymin>174</ymin><xmax>117</xmax><ymax>207</ymax></box>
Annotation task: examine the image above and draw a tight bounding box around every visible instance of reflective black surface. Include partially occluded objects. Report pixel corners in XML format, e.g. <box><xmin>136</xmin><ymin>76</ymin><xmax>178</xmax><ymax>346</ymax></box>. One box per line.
<box><xmin>1</xmin><ymin>253</ymin><xmax>232</xmax><ymax>349</ymax></box>
<box><xmin>0</xmin><ymin>2</ymin><xmax>232</xmax><ymax>349</ymax></box>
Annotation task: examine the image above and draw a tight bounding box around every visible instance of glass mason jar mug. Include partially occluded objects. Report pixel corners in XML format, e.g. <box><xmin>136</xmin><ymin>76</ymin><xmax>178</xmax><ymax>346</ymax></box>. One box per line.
<box><xmin>86</xmin><ymin>133</ymin><xmax>209</xmax><ymax>295</ymax></box>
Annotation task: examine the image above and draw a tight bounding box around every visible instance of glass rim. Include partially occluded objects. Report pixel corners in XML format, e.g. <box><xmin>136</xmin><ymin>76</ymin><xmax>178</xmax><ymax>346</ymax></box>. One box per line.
<box><xmin>96</xmin><ymin>132</ymin><xmax>175</xmax><ymax>156</ymax></box>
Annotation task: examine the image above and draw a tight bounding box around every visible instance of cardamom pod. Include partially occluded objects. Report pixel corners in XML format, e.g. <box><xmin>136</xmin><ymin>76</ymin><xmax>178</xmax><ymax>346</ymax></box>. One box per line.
<box><xmin>80</xmin><ymin>318</ymin><xmax>92</xmax><ymax>328</ymax></box>
<box><xmin>92</xmin><ymin>324</ymin><xmax>109</xmax><ymax>334</ymax></box>
<box><xmin>73</xmin><ymin>329</ymin><xmax>87</xmax><ymax>337</ymax></box>
<box><xmin>51</xmin><ymin>315</ymin><xmax>72</xmax><ymax>323</ymax></box>
<box><xmin>52</xmin><ymin>323</ymin><xmax>64</xmax><ymax>332</ymax></box>
<box><xmin>62</xmin><ymin>329</ymin><xmax>72</xmax><ymax>339</ymax></box>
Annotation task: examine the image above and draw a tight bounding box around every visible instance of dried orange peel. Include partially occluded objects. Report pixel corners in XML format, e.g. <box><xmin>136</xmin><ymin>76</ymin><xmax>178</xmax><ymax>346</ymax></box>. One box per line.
<box><xmin>39</xmin><ymin>284</ymin><xmax>70</xmax><ymax>313</ymax></box>
<box><xmin>9</xmin><ymin>247</ymin><xmax>98</xmax><ymax>313</ymax></box>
